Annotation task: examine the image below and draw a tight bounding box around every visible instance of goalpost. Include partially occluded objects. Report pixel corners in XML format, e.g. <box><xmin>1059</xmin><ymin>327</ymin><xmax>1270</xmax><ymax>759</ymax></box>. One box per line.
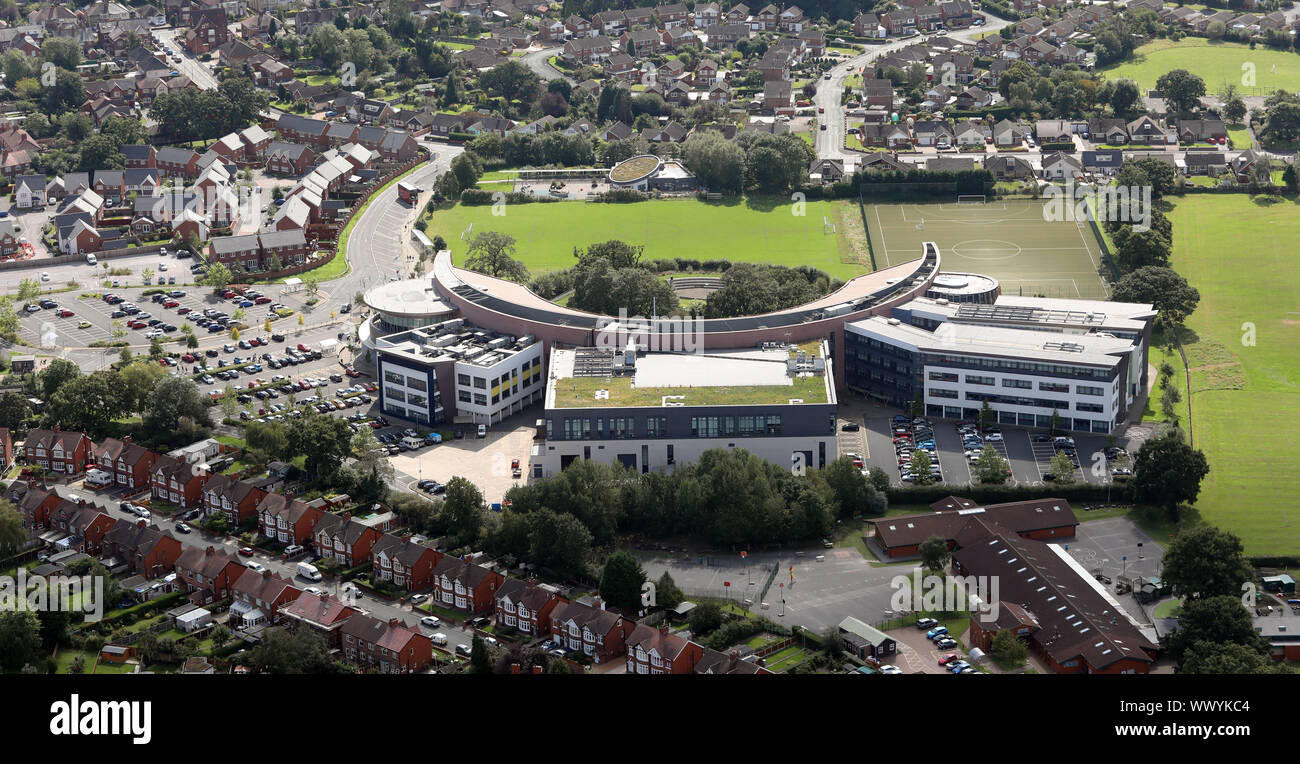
<box><xmin>956</xmin><ymin>194</ymin><xmax>987</xmax><ymax>204</ymax></box>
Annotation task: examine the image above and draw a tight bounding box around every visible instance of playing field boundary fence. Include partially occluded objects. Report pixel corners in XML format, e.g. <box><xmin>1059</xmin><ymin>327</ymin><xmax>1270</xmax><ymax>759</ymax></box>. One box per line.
<box><xmin>1082</xmin><ymin>212</ymin><xmax>1121</xmax><ymax>282</ymax></box>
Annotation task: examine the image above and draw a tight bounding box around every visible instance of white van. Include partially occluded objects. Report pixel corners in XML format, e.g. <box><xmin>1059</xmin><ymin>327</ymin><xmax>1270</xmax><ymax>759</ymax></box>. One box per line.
<box><xmin>85</xmin><ymin>253</ymin><xmax>97</xmax><ymax>266</ymax></box>
<box><xmin>401</xmin><ymin>435</ymin><xmax>425</xmax><ymax>450</ymax></box>
<box><xmin>296</xmin><ymin>562</ymin><xmax>322</xmax><ymax>581</ymax></box>
<box><xmin>84</xmin><ymin>469</ymin><xmax>113</xmax><ymax>488</ymax></box>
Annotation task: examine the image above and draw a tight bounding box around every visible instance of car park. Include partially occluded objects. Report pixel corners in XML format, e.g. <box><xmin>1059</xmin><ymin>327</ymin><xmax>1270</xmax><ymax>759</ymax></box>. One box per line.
<box><xmin>926</xmin><ymin>626</ymin><xmax>949</xmax><ymax>640</ymax></box>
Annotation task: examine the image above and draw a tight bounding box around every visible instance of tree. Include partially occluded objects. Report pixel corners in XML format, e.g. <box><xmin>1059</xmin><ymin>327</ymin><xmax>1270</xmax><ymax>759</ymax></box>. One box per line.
<box><xmin>973</xmin><ymin>445</ymin><xmax>1011</xmax><ymax>484</ymax></box>
<box><xmin>688</xmin><ymin>601</ymin><xmax>724</xmax><ymax>634</ymax></box>
<box><xmin>449</xmin><ymin>151</ymin><xmax>483</xmax><ymax>189</ymax></box>
<box><xmin>978</xmin><ymin>400</ymin><xmax>996</xmax><ymax>430</ymax></box>
<box><xmin>1160</xmin><ymin>384</ymin><xmax>1181</xmax><ymax>422</ymax></box>
<box><xmin>548</xmin><ymin>657</ymin><xmax>571</xmax><ymax>673</ymax></box>
<box><xmin>479</xmin><ymin>60</ymin><xmax>539</xmax><ymax>104</ymax></box>
<box><xmin>248</xmin><ymin>626</ymin><xmax>346</xmax><ymax>674</ymax></box>
<box><xmin>990</xmin><ymin>629</ymin><xmax>1028</xmax><ymax>666</ymax></box>
<box><xmin>1109</xmin><ymin>78</ymin><xmax>1140</xmax><ymax>115</ymax></box>
<box><xmin>655</xmin><ymin>571</ymin><xmax>684</xmax><ymax>610</ymax></box>
<box><xmin>45</xmin><ymin>372</ymin><xmax>126</xmax><ymax>438</ymax></box>
<box><xmin>1113</xmin><ymin>227</ymin><xmax>1172</xmax><ymax>272</ymax></box>
<box><xmin>0</xmin><ymin>611</ymin><xmax>41</xmax><ymax>672</ymax></box>
<box><xmin>1132</xmin><ymin>430</ymin><xmax>1209</xmax><ymax>520</ymax></box>
<box><xmin>463</xmin><ymin>231</ymin><xmax>528</xmax><ymax>282</ymax></box>
<box><xmin>0</xmin><ymin>392</ymin><xmax>32</xmax><ymax>434</ymax></box>
<box><xmin>1284</xmin><ymin>163</ymin><xmax>1299</xmax><ymax>193</ymax></box>
<box><xmin>38</xmin><ymin>357</ymin><xmax>80</xmax><ymax>400</ymax></box>
<box><xmin>1048</xmin><ymin>450</ymin><xmax>1076</xmax><ymax>484</ymax></box>
<box><xmin>821</xmin><ymin>456</ymin><xmax>886</xmax><ymax>518</ymax></box>
<box><xmin>599</xmin><ymin>549</ymin><xmax>647</xmax><ymax>613</ymax></box>
<box><xmin>866</xmin><ymin>466</ymin><xmax>891</xmax><ymax>494</ymax></box>
<box><xmin>0</xmin><ymin>499</ymin><xmax>25</xmax><ymax>558</ymax></box>
<box><xmin>909</xmin><ymin>450</ymin><xmax>933</xmax><ymax>485</ymax></box>
<box><xmin>682</xmin><ymin>130</ymin><xmax>746</xmax><ymax>194</ymax></box>
<box><xmin>1180</xmin><ymin>641</ymin><xmax>1285</xmax><ymax>674</ymax></box>
<box><xmin>918</xmin><ymin>535</ymin><xmax>950</xmax><ymax>574</ymax></box>
<box><xmin>1111</xmin><ymin>266</ymin><xmax>1200</xmax><ymax>327</ymax></box>
<box><xmin>527</xmin><ymin>509</ymin><xmax>593</xmax><ymax>579</ymax></box>
<box><xmin>118</xmin><ymin>361</ymin><xmax>168</xmax><ymax>416</ymax></box>
<box><xmin>469</xmin><ymin>635</ymin><xmax>492</xmax><ymax>674</ymax></box>
<box><xmin>201</xmin><ymin>261</ymin><xmax>233</xmax><ymax>291</ymax></box>
<box><xmin>1156</xmin><ymin>69</ymin><xmax>1206</xmax><ymax>116</ymax></box>
<box><xmin>148</xmin><ymin>337</ymin><xmax>164</xmax><ymax>359</ymax></box>
<box><xmin>17</xmin><ymin>277</ymin><xmax>40</xmax><ymax>302</ymax></box>
<box><xmin>442</xmin><ymin>476</ymin><xmax>485</xmax><ymax>546</ymax></box>
<box><xmin>1223</xmin><ymin>94</ymin><xmax>1247</xmax><ymax>125</ymax></box>
<box><xmin>143</xmin><ymin>376</ymin><xmax>212</xmax><ymax>433</ymax></box>
<box><xmin>1164</xmin><ymin>595</ymin><xmax>1268</xmax><ymax>666</ymax></box>
<box><xmin>1262</xmin><ymin>98</ymin><xmax>1300</xmax><ymax>144</ymax></box>
<box><xmin>292</xmin><ymin>411</ymin><xmax>353</xmax><ymax>476</ymax></box>
<box><xmin>1160</xmin><ymin>525</ymin><xmax>1253</xmax><ymax>601</ymax></box>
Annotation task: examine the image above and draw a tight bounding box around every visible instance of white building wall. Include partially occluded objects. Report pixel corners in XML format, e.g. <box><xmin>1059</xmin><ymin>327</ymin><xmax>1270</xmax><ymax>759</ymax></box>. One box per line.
<box><xmin>534</xmin><ymin>433</ymin><xmax>836</xmax><ymax>478</ymax></box>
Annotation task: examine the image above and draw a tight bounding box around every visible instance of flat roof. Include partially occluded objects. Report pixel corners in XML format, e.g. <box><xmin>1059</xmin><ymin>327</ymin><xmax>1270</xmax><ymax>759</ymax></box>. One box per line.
<box><xmin>847</xmin><ymin>315</ymin><xmax>1136</xmax><ymax>367</ymax></box>
<box><xmin>365</xmin><ymin>277</ymin><xmax>456</xmax><ymax>318</ymax></box>
<box><xmin>547</xmin><ymin>343</ymin><xmax>834</xmax><ymax>409</ymax></box>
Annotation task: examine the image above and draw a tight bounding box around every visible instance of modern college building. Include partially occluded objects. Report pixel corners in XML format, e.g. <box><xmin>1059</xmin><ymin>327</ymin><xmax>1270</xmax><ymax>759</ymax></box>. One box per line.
<box><xmin>374</xmin><ymin>319</ymin><xmax>544</xmax><ymax>427</ymax></box>
<box><xmin>843</xmin><ymin>295</ymin><xmax>1156</xmax><ymax>433</ymax></box>
<box><xmin>533</xmin><ymin>342</ymin><xmax>837</xmax><ymax>478</ymax></box>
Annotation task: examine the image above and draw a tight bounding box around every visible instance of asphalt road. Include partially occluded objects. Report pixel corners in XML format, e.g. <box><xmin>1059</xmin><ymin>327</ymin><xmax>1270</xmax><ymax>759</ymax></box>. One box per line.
<box><xmin>813</xmin><ymin>17</ymin><xmax>1014</xmax><ymax>162</ymax></box>
<box><xmin>151</xmin><ymin>27</ymin><xmax>220</xmax><ymax>91</ymax></box>
<box><xmin>520</xmin><ymin>45</ymin><xmax>576</xmax><ymax>85</ymax></box>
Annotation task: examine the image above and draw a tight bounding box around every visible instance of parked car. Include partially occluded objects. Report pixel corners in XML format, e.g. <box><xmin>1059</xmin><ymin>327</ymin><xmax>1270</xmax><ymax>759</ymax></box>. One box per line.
<box><xmin>420</xmin><ymin>615</ymin><xmax>441</xmax><ymax>628</ymax></box>
<box><xmin>926</xmin><ymin>626</ymin><xmax>949</xmax><ymax>640</ymax></box>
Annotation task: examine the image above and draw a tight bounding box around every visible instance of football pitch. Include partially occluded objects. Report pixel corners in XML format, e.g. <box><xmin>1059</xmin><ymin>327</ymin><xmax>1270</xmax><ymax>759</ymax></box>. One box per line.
<box><xmin>864</xmin><ymin>199</ymin><xmax>1111</xmax><ymax>299</ymax></box>
<box><xmin>427</xmin><ymin>197</ymin><xmax>871</xmax><ymax>280</ymax></box>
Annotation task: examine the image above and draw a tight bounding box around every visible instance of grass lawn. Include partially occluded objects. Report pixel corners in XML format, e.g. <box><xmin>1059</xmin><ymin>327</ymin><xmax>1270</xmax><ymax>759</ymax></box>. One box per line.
<box><xmin>550</xmin><ymin>372</ymin><xmax>830</xmax><ymax>408</ymax></box>
<box><xmin>1101</xmin><ymin>39</ymin><xmax>1300</xmax><ymax>93</ymax></box>
<box><xmin>1152</xmin><ymin>597</ymin><xmax>1183</xmax><ymax>619</ymax></box>
<box><xmin>428</xmin><ymin>196</ymin><xmax>870</xmax><ymax>280</ymax></box>
<box><xmin>326</xmin><ymin>163</ymin><xmax>426</xmax><ymax>285</ymax></box>
<box><xmin>763</xmin><ymin>644</ymin><xmax>815</xmax><ymax>672</ymax></box>
<box><xmin>1227</xmin><ymin>123</ymin><xmax>1252</xmax><ymax>150</ymax></box>
<box><xmin>1163</xmin><ymin>194</ymin><xmax>1300</xmax><ymax>555</ymax></box>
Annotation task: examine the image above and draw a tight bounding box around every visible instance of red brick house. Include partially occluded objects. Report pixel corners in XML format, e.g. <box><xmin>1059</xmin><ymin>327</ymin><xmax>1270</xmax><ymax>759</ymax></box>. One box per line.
<box><xmin>229</xmin><ymin>568</ymin><xmax>301</xmax><ymax>628</ymax></box>
<box><xmin>17</xmin><ymin>485</ymin><xmax>64</xmax><ymax>530</ymax></box>
<box><xmin>549</xmin><ymin>599</ymin><xmax>633</xmax><ymax>664</ymax></box>
<box><xmin>431</xmin><ymin>558</ymin><xmax>504</xmax><ymax>616</ymax></box>
<box><xmin>24</xmin><ymin>429</ymin><xmax>94</xmax><ymax>475</ymax></box>
<box><xmin>371</xmin><ymin>535</ymin><xmax>443</xmax><ymax>591</ymax></box>
<box><xmin>91</xmin><ymin>437</ymin><xmax>158</xmax><ymax>492</ymax></box>
<box><xmin>313</xmin><ymin>513</ymin><xmax>382</xmax><ymax>568</ymax></box>
<box><xmin>257</xmin><ymin>493</ymin><xmax>323</xmax><ymax>546</ymax></box>
<box><xmin>341</xmin><ymin>614</ymin><xmax>434</xmax><ymax>674</ymax></box>
<box><xmin>200</xmin><ymin>473</ymin><xmax>268</xmax><ymax>526</ymax></box>
<box><xmin>150</xmin><ymin>455</ymin><xmax>209</xmax><ymax>508</ymax></box>
<box><xmin>625</xmin><ymin>622</ymin><xmax>704</xmax><ymax>674</ymax></box>
<box><xmin>72</xmin><ymin>507</ymin><xmax>117</xmax><ymax>555</ymax></box>
<box><xmin>174</xmin><ymin>545</ymin><xmax>247</xmax><ymax>603</ymax></box>
<box><xmin>494</xmin><ymin>578</ymin><xmax>566</xmax><ymax>638</ymax></box>
<box><xmin>101</xmin><ymin>519</ymin><xmax>183</xmax><ymax>578</ymax></box>
<box><xmin>282</xmin><ymin>591</ymin><xmax>359</xmax><ymax>648</ymax></box>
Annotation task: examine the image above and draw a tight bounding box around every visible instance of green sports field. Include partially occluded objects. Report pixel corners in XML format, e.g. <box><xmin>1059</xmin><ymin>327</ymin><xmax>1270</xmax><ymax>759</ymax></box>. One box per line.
<box><xmin>427</xmin><ymin>197</ymin><xmax>870</xmax><ymax>280</ymax></box>
<box><xmin>1165</xmin><ymin>194</ymin><xmax>1300</xmax><ymax>556</ymax></box>
<box><xmin>1100</xmin><ymin>39</ymin><xmax>1300</xmax><ymax>94</ymax></box>
<box><xmin>865</xmin><ymin>199</ymin><xmax>1111</xmax><ymax>299</ymax></box>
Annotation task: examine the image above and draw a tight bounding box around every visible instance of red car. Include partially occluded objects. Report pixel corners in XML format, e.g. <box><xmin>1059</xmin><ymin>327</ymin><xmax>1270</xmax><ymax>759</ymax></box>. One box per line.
<box><xmin>128</xmin><ymin>320</ymin><xmax>147</xmax><ymax>329</ymax></box>
<box><xmin>238</xmin><ymin>546</ymin><xmax>254</xmax><ymax>557</ymax></box>
<box><xmin>177</xmin><ymin>307</ymin><xmax>191</xmax><ymax>314</ymax></box>
<box><xmin>222</xmin><ymin>290</ymin><xmax>238</xmax><ymax>299</ymax></box>
<box><xmin>182</xmin><ymin>353</ymin><xmax>197</xmax><ymax>362</ymax></box>
<box><xmin>344</xmin><ymin>367</ymin><xmax>362</xmax><ymax>378</ymax></box>
<box><xmin>938</xmin><ymin>654</ymin><xmax>960</xmax><ymax>666</ymax></box>
<box><xmin>163</xmin><ymin>300</ymin><xmax>179</xmax><ymax>308</ymax></box>
<box><xmin>255</xmin><ymin>296</ymin><xmax>272</xmax><ymax>304</ymax></box>
<box><xmin>297</xmin><ymin>343</ymin><xmax>312</xmax><ymax>353</ymax></box>
<box><xmin>248</xmin><ymin>338</ymin><xmax>261</xmax><ymax>347</ymax></box>
<box><xmin>56</xmin><ymin>309</ymin><xmax>74</xmax><ymax>317</ymax></box>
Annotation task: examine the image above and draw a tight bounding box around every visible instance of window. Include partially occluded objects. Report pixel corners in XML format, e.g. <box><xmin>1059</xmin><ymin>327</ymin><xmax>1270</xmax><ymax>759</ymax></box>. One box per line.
<box><xmin>405</xmin><ymin>376</ymin><xmax>427</xmax><ymax>392</ymax></box>
<box><xmin>385</xmin><ymin>388</ymin><xmax>406</xmax><ymax>402</ymax></box>
<box><xmin>1076</xmin><ymin>385</ymin><xmax>1105</xmax><ymax>396</ymax></box>
<box><xmin>458</xmin><ymin>390</ymin><xmax>471</xmax><ymax>403</ymax></box>
<box><xmin>1002</xmin><ymin>378</ymin><xmax>1032</xmax><ymax>389</ymax></box>
<box><xmin>473</xmin><ymin>376</ymin><xmax>487</xmax><ymax>389</ymax></box>
<box><xmin>1038</xmin><ymin>381</ymin><xmax>1069</xmax><ymax>394</ymax></box>
<box><xmin>964</xmin><ymin>375</ymin><xmax>995</xmax><ymax>386</ymax></box>
<box><xmin>929</xmin><ymin>387</ymin><xmax>958</xmax><ymax>399</ymax></box>
<box><xmin>1075</xmin><ymin>402</ymin><xmax>1103</xmax><ymax>413</ymax></box>
<box><xmin>384</xmin><ymin>370</ymin><xmax>404</xmax><ymax>385</ymax></box>
<box><xmin>766</xmin><ymin>416</ymin><xmax>781</xmax><ymax>435</ymax></box>
<box><xmin>457</xmin><ymin>373</ymin><xmax>470</xmax><ymax>386</ymax></box>
<box><xmin>691</xmin><ymin>417</ymin><xmax>719</xmax><ymax>438</ymax></box>
<box><xmin>473</xmin><ymin>393</ymin><xmax>487</xmax><ymax>406</ymax></box>
<box><xmin>928</xmin><ymin>371</ymin><xmax>958</xmax><ymax>382</ymax></box>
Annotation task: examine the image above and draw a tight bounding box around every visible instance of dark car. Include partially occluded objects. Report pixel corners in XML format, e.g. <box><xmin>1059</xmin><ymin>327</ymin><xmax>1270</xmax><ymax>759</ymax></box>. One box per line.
<box><xmin>840</xmin><ymin>422</ymin><xmax>860</xmax><ymax>432</ymax></box>
<box><xmin>205</xmin><ymin>349</ymin><xmax>219</xmax><ymax>358</ymax></box>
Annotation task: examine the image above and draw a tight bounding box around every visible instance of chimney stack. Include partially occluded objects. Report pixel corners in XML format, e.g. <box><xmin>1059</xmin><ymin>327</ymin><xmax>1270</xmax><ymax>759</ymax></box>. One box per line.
<box><xmin>593</xmin><ymin>595</ymin><xmax>604</xmax><ymax>611</ymax></box>
<box><xmin>658</xmin><ymin>621</ymin><xmax>669</xmax><ymax>638</ymax></box>
<box><xmin>205</xmin><ymin>546</ymin><xmax>214</xmax><ymax>556</ymax></box>
<box><xmin>510</xmin><ymin>663</ymin><xmax>521</xmax><ymax>675</ymax></box>
<box><xmin>389</xmin><ymin>618</ymin><xmax>401</xmax><ymax>628</ymax></box>
<box><xmin>532</xmin><ymin>664</ymin><xmax>543</xmax><ymax>675</ymax></box>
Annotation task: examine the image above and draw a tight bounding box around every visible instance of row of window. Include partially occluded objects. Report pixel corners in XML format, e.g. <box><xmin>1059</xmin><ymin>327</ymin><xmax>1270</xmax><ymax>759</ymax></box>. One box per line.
<box><xmin>550</xmin><ymin>415</ymin><xmax>785</xmax><ymax>440</ymax></box>
<box><xmin>927</xmin><ymin>371</ymin><xmax>1112</xmax><ymax>398</ymax></box>
<box><xmin>383</xmin><ymin>369</ymin><xmax>428</xmax><ymax>392</ymax></box>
